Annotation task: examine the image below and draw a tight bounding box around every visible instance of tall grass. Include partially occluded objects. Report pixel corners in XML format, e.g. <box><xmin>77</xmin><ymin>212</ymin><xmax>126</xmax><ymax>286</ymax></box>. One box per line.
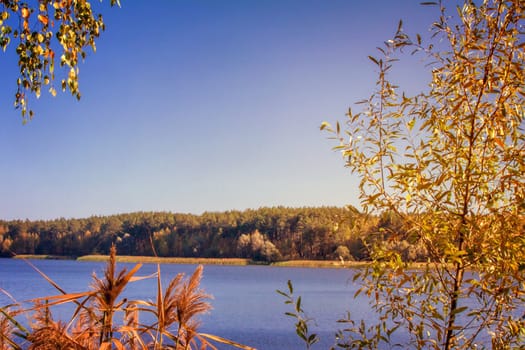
<box><xmin>0</xmin><ymin>245</ymin><xmax>254</xmax><ymax>350</ymax></box>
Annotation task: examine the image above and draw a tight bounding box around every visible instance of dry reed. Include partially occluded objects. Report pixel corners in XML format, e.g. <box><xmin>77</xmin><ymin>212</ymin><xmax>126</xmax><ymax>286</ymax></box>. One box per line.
<box><xmin>0</xmin><ymin>245</ymin><xmax>255</xmax><ymax>350</ymax></box>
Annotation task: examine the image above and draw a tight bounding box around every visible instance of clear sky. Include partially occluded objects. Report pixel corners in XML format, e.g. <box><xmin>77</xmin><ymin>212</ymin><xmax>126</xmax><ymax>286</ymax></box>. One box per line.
<box><xmin>0</xmin><ymin>1</ymin><xmax>440</xmax><ymax>220</ymax></box>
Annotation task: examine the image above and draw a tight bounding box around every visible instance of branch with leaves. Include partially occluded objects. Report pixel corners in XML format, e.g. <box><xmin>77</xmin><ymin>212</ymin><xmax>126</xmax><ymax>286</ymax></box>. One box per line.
<box><xmin>320</xmin><ymin>0</ymin><xmax>524</xmax><ymax>348</ymax></box>
<box><xmin>1</xmin><ymin>0</ymin><xmax>120</xmax><ymax>122</ymax></box>
<box><xmin>277</xmin><ymin>280</ymin><xmax>319</xmax><ymax>350</ymax></box>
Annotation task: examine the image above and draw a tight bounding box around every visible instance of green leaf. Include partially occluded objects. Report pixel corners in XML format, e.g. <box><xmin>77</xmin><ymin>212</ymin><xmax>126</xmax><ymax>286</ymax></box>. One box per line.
<box><xmin>296</xmin><ymin>296</ymin><xmax>302</xmax><ymax>311</ymax></box>
<box><xmin>307</xmin><ymin>334</ymin><xmax>319</xmax><ymax>344</ymax></box>
<box><xmin>296</xmin><ymin>328</ymin><xmax>307</xmax><ymax>341</ymax></box>
<box><xmin>368</xmin><ymin>55</ymin><xmax>379</xmax><ymax>65</ymax></box>
<box><xmin>276</xmin><ymin>289</ymin><xmax>288</xmax><ymax>298</ymax></box>
<box><xmin>0</xmin><ymin>307</ymin><xmax>29</xmax><ymax>338</ymax></box>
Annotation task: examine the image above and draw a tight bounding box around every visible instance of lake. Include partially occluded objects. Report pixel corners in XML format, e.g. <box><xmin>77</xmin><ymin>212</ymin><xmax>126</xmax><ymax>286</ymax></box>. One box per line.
<box><xmin>0</xmin><ymin>259</ymin><xmax>365</xmax><ymax>349</ymax></box>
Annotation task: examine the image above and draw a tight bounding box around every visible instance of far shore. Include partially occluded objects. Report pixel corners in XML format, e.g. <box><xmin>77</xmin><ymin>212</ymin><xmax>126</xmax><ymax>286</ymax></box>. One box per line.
<box><xmin>9</xmin><ymin>254</ymin><xmax>369</xmax><ymax>269</ymax></box>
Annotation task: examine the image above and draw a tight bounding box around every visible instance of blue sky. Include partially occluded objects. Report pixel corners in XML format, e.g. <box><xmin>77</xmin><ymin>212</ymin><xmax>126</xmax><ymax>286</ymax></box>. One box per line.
<box><xmin>1</xmin><ymin>1</ymin><xmax>440</xmax><ymax>220</ymax></box>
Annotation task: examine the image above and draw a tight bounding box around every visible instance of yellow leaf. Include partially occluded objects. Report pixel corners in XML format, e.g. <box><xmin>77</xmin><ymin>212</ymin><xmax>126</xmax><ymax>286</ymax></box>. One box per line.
<box><xmin>407</xmin><ymin>118</ymin><xmax>415</xmax><ymax>131</ymax></box>
<box><xmin>34</xmin><ymin>45</ymin><xmax>43</xmax><ymax>55</ymax></box>
<box><xmin>68</xmin><ymin>67</ymin><xmax>76</xmax><ymax>79</ymax></box>
<box><xmin>320</xmin><ymin>121</ymin><xmax>331</xmax><ymax>131</ymax></box>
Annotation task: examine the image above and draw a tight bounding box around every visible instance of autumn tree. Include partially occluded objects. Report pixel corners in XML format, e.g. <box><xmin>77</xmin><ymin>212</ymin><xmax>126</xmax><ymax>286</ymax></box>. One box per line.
<box><xmin>237</xmin><ymin>229</ymin><xmax>282</xmax><ymax>262</ymax></box>
<box><xmin>321</xmin><ymin>0</ymin><xmax>524</xmax><ymax>348</ymax></box>
<box><xmin>0</xmin><ymin>0</ymin><xmax>119</xmax><ymax>121</ymax></box>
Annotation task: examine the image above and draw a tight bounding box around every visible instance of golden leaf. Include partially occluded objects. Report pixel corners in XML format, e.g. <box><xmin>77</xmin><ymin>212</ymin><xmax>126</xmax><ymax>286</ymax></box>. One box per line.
<box><xmin>21</xmin><ymin>8</ymin><xmax>30</xmax><ymax>19</ymax></box>
<box><xmin>38</xmin><ymin>14</ymin><xmax>48</xmax><ymax>26</ymax></box>
<box><xmin>494</xmin><ymin>138</ymin><xmax>505</xmax><ymax>149</ymax></box>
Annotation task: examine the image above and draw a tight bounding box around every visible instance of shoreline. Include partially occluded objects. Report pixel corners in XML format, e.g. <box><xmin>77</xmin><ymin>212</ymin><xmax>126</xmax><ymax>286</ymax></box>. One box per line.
<box><xmin>9</xmin><ymin>254</ymin><xmax>365</xmax><ymax>269</ymax></box>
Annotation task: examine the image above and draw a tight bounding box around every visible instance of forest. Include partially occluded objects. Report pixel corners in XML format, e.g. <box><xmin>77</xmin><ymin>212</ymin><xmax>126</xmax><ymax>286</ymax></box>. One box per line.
<box><xmin>0</xmin><ymin>206</ymin><xmax>428</xmax><ymax>262</ymax></box>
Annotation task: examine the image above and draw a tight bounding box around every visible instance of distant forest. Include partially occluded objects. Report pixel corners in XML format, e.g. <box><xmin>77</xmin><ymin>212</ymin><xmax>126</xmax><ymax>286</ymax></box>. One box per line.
<box><xmin>0</xmin><ymin>207</ymin><xmax>428</xmax><ymax>262</ymax></box>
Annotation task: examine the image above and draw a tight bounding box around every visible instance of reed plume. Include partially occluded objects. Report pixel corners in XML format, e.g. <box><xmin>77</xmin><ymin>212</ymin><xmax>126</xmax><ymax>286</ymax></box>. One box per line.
<box><xmin>26</xmin><ymin>301</ymin><xmax>89</xmax><ymax>350</ymax></box>
<box><xmin>90</xmin><ymin>244</ymin><xmax>142</xmax><ymax>345</ymax></box>
<box><xmin>144</xmin><ymin>264</ymin><xmax>212</xmax><ymax>349</ymax></box>
<box><xmin>70</xmin><ymin>305</ymin><xmax>100</xmax><ymax>350</ymax></box>
<box><xmin>172</xmin><ymin>265</ymin><xmax>211</xmax><ymax>350</ymax></box>
<box><xmin>0</xmin><ymin>246</ymin><xmax>254</xmax><ymax>350</ymax></box>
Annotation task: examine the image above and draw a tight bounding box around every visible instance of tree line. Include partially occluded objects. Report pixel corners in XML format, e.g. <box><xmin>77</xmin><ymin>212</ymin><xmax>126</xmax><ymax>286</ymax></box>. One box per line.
<box><xmin>0</xmin><ymin>206</ymin><xmax>429</xmax><ymax>262</ymax></box>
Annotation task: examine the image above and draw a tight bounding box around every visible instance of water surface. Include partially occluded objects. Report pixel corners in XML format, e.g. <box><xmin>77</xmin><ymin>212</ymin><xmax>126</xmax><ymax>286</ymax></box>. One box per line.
<box><xmin>0</xmin><ymin>259</ymin><xmax>362</xmax><ymax>349</ymax></box>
